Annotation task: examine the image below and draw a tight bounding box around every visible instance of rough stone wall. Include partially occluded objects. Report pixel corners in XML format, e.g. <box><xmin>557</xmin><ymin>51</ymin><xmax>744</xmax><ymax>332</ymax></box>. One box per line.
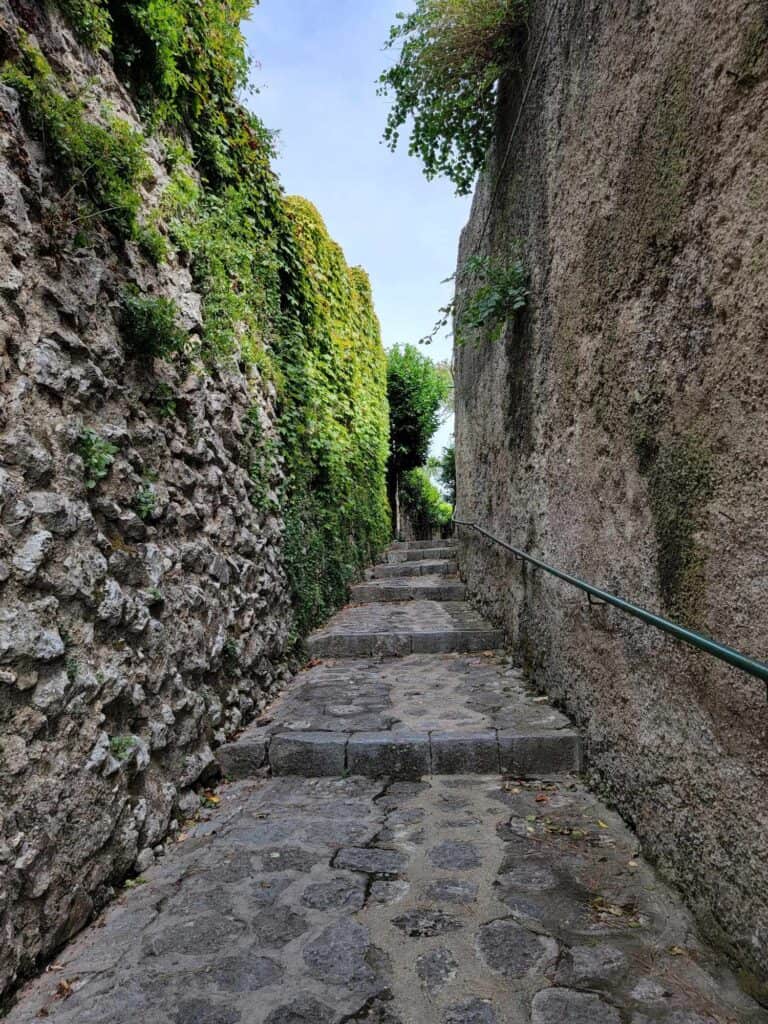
<box><xmin>0</xmin><ymin>10</ymin><xmax>293</xmax><ymax>998</ymax></box>
<box><xmin>455</xmin><ymin>0</ymin><xmax>768</xmax><ymax>990</ymax></box>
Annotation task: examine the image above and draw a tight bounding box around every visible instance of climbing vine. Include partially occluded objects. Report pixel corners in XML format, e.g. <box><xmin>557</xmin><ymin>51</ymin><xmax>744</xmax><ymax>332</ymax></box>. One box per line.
<box><xmin>2</xmin><ymin>1</ymin><xmax>391</xmax><ymax>640</ymax></box>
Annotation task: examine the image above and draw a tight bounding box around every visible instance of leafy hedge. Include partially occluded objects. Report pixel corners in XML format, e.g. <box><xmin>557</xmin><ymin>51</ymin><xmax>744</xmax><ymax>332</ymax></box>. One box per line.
<box><xmin>400</xmin><ymin>468</ymin><xmax>453</xmax><ymax>537</ymax></box>
<box><xmin>6</xmin><ymin>1</ymin><xmax>390</xmax><ymax>639</ymax></box>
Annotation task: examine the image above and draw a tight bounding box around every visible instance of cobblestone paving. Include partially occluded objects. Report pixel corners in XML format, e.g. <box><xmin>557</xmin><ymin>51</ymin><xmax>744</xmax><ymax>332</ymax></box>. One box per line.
<box><xmin>8</xmin><ymin>775</ymin><xmax>766</xmax><ymax>1023</ymax></box>
<box><xmin>244</xmin><ymin>654</ymin><xmax>573</xmax><ymax>735</ymax></box>
<box><xmin>7</xmin><ymin>542</ymin><xmax>767</xmax><ymax>1021</ymax></box>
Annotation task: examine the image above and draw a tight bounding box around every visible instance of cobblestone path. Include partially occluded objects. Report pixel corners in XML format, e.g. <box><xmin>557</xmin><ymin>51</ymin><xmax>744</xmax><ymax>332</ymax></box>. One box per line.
<box><xmin>6</xmin><ymin>541</ymin><xmax>768</xmax><ymax>1023</ymax></box>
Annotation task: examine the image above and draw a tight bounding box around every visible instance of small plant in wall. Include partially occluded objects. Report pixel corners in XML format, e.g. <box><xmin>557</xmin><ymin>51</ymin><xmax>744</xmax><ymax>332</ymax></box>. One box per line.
<box><xmin>77</xmin><ymin>428</ymin><xmax>119</xmax><ymax>489</ymax></box>
<box><xmin>120</xmin><ymin>287</ymin><xmax>187</xmax><ymax>362</ymax></box>
<box><xmin>420</xmin><ymin>247</ymin><xmax>529</xmax><ymax>347</ymax></box>
<box><xmin>133</xmin><ymin>483</ymin><xmax>158</xmax><ymax>521</ymax></box>
<box><xmin>458</xmin><ymin>251</ymin><xmax>528</xmax><ymax>343</ymax></box>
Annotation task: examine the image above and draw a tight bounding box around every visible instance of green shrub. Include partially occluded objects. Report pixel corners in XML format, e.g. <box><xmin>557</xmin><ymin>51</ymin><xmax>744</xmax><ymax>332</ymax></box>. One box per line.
<box><xmin>120</xmin><ymin>288</ymin><xmax>187</xmax><ymax>360</ymax></box>
<box><xmin>379</xmin><ymin>0</ymin><xmax>530</xmax><ymax>194</ymax></box>
<box><xmin>77</xmin><ymin>428</ymin><xmax>118</xmax><ymax>489</ymax></box>
<box><xmin>400</xmin><ymin>467</ymin><xmax>453</xmax><ymax>536</ymax></box>
<box><xmin>1</xmin><ymin>38</ymin><xmax>150</xmax><ymax>239</ymax></box>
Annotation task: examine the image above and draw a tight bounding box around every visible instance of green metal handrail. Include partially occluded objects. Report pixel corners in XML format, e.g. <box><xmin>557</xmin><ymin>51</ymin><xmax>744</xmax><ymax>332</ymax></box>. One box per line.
<box><xmin>453</xmin><ymin>517</ymin><xmax>768</xmax><ymax>691</ymax></box>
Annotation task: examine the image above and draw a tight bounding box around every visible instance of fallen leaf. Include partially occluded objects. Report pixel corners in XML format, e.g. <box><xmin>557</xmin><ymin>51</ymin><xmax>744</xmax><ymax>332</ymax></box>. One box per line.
<box><xmin>535</xmin><ymin>794</ymin><xmax>549</xmax><ymax>804</ymax></box>
<box><xmin>597</xmin><ymin>820</ymin><xmax>609</xmax><ymax>829</ymax></box>
<box><xmin>55</xmin><ymin>980</ymin><xmax>73</xmax><ymax>1001</ymax></box>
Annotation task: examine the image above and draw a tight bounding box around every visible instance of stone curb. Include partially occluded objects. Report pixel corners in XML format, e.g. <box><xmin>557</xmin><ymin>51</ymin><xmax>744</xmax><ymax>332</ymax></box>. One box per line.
<box><xmin>216</xmin><ymin>728</ymin><xmax>582</xmax><ymax>781</ymax></box>
<box><xmin>305</xmin><ymin>629</ymin><xmax>504</xmax><ymax>658</ymax></box>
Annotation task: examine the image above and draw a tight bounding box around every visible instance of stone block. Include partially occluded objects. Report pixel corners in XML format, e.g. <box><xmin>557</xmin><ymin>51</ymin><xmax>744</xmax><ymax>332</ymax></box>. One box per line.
<box><xmin>498</xmin><ymin>729</ymin><xmax>582</xmax><ymax>777</ymax></box>
<box><xmin>430</xmin><ymin>730</ymin><xmax>500</xmax><ymax>774</ymax></box>
<box><xmin>269</xmin><ymin>731</ymin><xmax>347</xmax><ymax>777</ymax></box>
<box><xmin>216</xmin><ymin>731</ymin><xmax>271</xmax><ymax>779</ymax></box>
<box><xmin>306</xmin><ymin>633</ymin><xmax>411</xmax><ymax>658</ymax></box>
<box><xmin>411</xmin><ymin>630</ymin><xmax>502</xmax><ymax>654</ymax></box>
<box><xmin>347</xmin><ymin>731</ymin><xmax>430</xmax><ymax>779</ymax></box>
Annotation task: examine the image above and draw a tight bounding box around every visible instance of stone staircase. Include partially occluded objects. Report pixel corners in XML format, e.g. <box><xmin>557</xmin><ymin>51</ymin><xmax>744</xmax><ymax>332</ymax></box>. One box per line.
<box><xmin>11</xmin><ymin>541</ymin><xmax>767</xmax><ymax>1024</ymax></box>
<box><xmin>217</xmin><ymin>538</ymin><xmax>581</xmax><ymax>781</ymax></box>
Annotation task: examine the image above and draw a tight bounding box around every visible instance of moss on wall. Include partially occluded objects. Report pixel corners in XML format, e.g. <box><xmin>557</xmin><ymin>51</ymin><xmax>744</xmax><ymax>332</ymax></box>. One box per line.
<box><xmin>635</xmin><ymin>429</ymin><xmax>714</xmax><ymax>625</ymax></box>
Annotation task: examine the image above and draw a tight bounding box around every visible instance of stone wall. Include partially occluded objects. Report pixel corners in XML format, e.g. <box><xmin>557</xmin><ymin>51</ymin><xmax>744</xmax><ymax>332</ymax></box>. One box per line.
<box><xmin>0</xmin><ymin>8</ymin><xmax>295</xmax><ymax>998</ymax></box>
<box><xmin>454</xmin><ymin>0</ymin><xmax>768</xmax><ymax>991</ymax></box>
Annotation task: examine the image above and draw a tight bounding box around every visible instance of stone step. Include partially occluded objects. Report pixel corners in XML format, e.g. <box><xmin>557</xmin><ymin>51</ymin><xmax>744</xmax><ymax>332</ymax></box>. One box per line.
<box><xmin>350</xmin><ymin>576</ymin><xmax>467</xmax><ymax>603</ymax></box>
<box><xmin>387</xmin><ymin>546</ymin><xmax>457</xmax><ymax>563</ymax></box>
<box><xmin>305</xmin><ymin>600</ymin><xmax>502</xmax><ymax>658</ymax></box>
<box><xmin>372</xmin><ymin>559</ymin><xmax>458</xmax><ymax>578</ymax></box>
<box><xmin>216</xmin><ymin>652</ymin><xmax>582</xmax><ymax>782</ymax></box>
<box><xmin>390</xmin><ymin>538</ymin><xmax>457</xmax><ymax>551</ymax></box>
<box><xmin>219</xmin><ymin>726</ymin><xmax>582</xmax><ymax>781</ymax></box>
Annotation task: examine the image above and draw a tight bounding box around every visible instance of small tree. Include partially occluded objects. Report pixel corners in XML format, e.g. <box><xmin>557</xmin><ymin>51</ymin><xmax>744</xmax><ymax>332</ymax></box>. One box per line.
<box><xmin>436</xmin><ymin>444</ymin><xmax>456</xmax><ymax>505</ymax></box>
<box><xmin>387</xmin><ymin>344</ymin><xmax>451</xmax><ymax>531</ymax></box>
<box><xmin>379</xmin><ymin>0</ymin><xmax>530</xmax><ymax>195</ymax></box>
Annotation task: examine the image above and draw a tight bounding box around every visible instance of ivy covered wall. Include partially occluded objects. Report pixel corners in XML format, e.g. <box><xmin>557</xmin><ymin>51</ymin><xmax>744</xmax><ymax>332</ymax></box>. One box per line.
<box><xmin>1</xmin><ymin>0</ymin><xmax>390</xmax><ymax>636</ymax></box>
<box><xmin>0</xmin><ymin>0</ymin><xmax>389</xmax><ymax>998</ymax></box>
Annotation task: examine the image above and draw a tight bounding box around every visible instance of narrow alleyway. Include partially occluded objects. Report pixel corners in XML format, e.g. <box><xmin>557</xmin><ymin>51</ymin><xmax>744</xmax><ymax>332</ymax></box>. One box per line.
<box><xmin>7</xmin><ymin>541</ymin><xmax>767</xmax><ymax>1024</ymax></box>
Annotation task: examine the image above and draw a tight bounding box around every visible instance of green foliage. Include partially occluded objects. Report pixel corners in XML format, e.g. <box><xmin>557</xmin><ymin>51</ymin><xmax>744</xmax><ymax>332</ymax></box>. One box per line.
<box><xmin>59</xmin><ymin>0</ymin><xmax>112</xmax><ymax>48</ymax></box>
<box><xmin>222</xmin><ymin>637</ymin><xmax>240</xmax><ymax>668</ymax></box>
<box><xmin>168</xmin><ymin>181</ymin><xmax>281</xmax><ymax>364</ymax></box>
<box><xmin>33</xmin><ymin>1</ymin><xmax>391</xmax><ymax>642</ymax></box>
<box><xmin>387</xmin><ymin>344</ymin><xmax>450</xmax><ymax>475</ymax></box>
<box><xmin>422</xmin><ymin>250</ymin><xmax>528</xmax><ymax>347</ymax></box>
<box><xmin>458</xmin><ymin>251</ymin><xmax>528</xmax><ymax>341</ymax></box>
<box><xmin>77</xmin><ymin>429</ymin><xmax>118</xmax><ymax>489</ymax></box>
<box><xmin>276</xmin><ymin>199</ymin><xmax>391</xmax><ymax>635</ymax></box>
<box><xmin>1</xmin><ymin>38</ymin><xmax>150</xmax><ymax>239</ymax></box>
<box><xmin>109</xmin><ymin>735</ymin><xmax>137</xmax><ymax>760</ymax></box>
<box><xmin>120</xmin><ymin>287</ymin><xmax>187</xmax><ymax>361</ymax></box>
<box><xmin>400</xmin><ymin>467</ymin><xmax>453</xmax><ymax>535</ymax></box>
<box><xmin>133</xmin><ymin>483</ymin><xmax>157</xmax><ymax>521</ymax></box>
<box><xmin>379</xmin><ymin>0</ymin><xmax>530</xmax><ymax>194</ymax></box>
<box><xmin>435</xmin><ymin>444</ymin><xmax>457</xmax><ymax>505</ymax></box>
<box><xmin>150</xmin><ymin>381</ymin><xmax>178</xmax><ymax>418</ymax></box>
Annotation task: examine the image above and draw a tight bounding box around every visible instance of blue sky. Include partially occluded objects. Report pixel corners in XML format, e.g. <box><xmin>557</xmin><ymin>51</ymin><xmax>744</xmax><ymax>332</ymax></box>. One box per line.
<box><xmin>241</xmin><ymin>0</ymin><xmax>470</xmax><ymax>456</ymax></box>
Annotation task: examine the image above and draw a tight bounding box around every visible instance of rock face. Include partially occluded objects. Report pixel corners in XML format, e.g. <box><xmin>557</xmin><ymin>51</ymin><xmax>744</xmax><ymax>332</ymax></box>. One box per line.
<box><xmin>454</xmin><ymin>0</ymin><xmax>768</xmax><ymax>988</ymax></box>
<box><xmin>0</xmin><ymin>5</ymin><xmax>297</xmax><ymax>1000</ymax></box>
